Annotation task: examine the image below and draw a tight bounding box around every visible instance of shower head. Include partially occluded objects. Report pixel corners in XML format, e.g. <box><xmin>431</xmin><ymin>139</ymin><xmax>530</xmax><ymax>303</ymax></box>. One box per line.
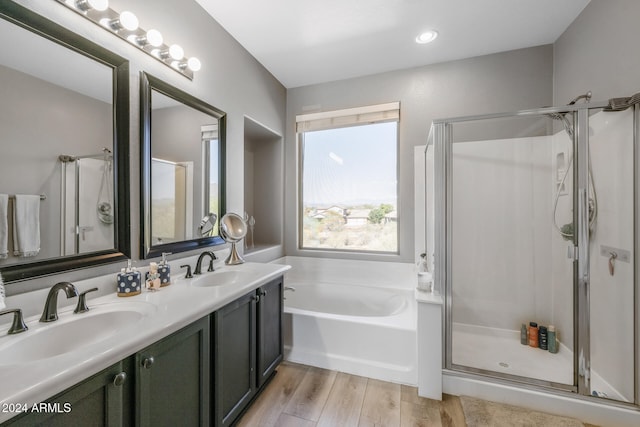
<box><xmin>568</xmin><ymin>90</ymin><xmax>592</xmax><ymax>105</ymax></box>
<box><xmin>58</xmin><ymin>154</ymin><xmax>77</xmax><ymax>163</ymax></box>
<box><xmin>545</xmin><ymin>111</ymin><xmax>574</xmax><ymax>138</ymax></box>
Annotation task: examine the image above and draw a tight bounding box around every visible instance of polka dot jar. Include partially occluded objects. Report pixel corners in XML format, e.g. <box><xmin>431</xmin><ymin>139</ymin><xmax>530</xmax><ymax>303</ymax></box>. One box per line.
<box><xmin>117</xmin><ymin>269</ymin><xmax>141</xmax><ymax>297</ymax></box>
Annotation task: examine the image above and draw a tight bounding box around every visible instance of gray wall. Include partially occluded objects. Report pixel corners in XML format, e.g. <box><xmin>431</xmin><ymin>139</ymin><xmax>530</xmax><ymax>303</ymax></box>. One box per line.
<box><xmin>285</xmin><ymin>45</ymin><xmax>554</xmax><ymax>262</ymax></box>
<box><xmin>554</xmin><ymin>0</ymin><xmax>640</xmax><ymax>105</ymax></box>
<box><xmin>7</xmin><ymin>0</ymin><xmax>286</xmax><ymax>294</ymax></box>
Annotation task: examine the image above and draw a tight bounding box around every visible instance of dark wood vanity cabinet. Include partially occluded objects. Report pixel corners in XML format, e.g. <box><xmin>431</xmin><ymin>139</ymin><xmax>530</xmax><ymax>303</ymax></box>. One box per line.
<box><xmin>3</xmin><ymin>359</ymin><xmax>134</xmax><ymax>427</ymax></box>
<box><xmin>213</xmin><ymin>276</ymin><xmax>284</xmax><ymax>427</ymax></box>
<box><xmin>256</xmin><ymin>276</ymin><xmax>284</xmax><ymax>388</ymax></box>
<box><xmin>1</xmin><ymin>277</ymin><xmax>283</xmax><ymax>427</ymax></box>
<box><xmin>135</xmin><ymin>316</ymin><xmax>210</xmax><ymax>427</ymax></box>
<box><xmin>213</xmin><ymin>290</ymin><xmax>256</xmax><ymax>427</ymax></box>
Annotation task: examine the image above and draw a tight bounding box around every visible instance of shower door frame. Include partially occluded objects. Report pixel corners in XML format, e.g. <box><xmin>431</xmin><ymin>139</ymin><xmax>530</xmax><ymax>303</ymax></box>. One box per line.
<box><xmin>432</xmin><ymin>101</ymin><xmax>638</xmax><ymax>402</ymax></box>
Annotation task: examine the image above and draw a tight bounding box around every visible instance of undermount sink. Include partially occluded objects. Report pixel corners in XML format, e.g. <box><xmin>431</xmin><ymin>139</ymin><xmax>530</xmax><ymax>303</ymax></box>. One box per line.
<box><xmin>190</xmin><ymin>270</ymin><xmax>246</xmax><ymax>288</ymax></box>
<box><xmin>0</xmin><ymin>301</ymin><xmax>156</xmax><ymax>366</ymax></box>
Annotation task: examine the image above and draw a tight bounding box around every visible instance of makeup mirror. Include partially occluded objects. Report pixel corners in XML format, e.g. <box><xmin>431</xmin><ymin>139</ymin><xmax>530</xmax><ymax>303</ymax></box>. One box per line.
<box><xmin>220</xmin><ymin>213</ymin><xmax>246</xmax><ymax>265</ymax></box>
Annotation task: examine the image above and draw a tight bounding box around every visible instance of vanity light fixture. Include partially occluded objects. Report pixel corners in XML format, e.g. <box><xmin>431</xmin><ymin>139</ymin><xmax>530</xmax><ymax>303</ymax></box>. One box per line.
<box><xmin>129</xmin><ymin>29</ymin><xmax>163</xmax><ymax>48</ymax></box>
<box><xmin>415</xmin><ymin>30</ymin><xmax>438</xmax><ymax>44</ymax></box>
<box><xmin>169</xmin><ymin>44</ymin><xmax>184</xmax><ymax>60</ymax></box>
<box><xmin>186</xmin><ymin>57</ymin><xmax>202</xmax><ymax>72</ymax></box>
<box><xmin>100</xmin><ymin>10</ymin><xmax>139</xmax><ymax>32</ymax></box>
<box><xmin>54</xmin><ymin>0</ymin><xmax>200</xmax><ymax>79</ymax></box>
<box><xmin>176</xmin><ymin>57</ymin><xmax>202</xmax><ymax>73</ymax></box>
<box><xmin>72</xmin><ymin>0</ymin><xmax>108</xmax><ymax>12</ymax></box>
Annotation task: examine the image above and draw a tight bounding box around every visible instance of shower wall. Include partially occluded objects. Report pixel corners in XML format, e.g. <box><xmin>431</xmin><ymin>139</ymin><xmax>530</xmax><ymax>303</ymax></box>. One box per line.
<box><xmin>451</xmin><ymin>135</ymin><xmax>556</xmax><ymax>331</ymax></box>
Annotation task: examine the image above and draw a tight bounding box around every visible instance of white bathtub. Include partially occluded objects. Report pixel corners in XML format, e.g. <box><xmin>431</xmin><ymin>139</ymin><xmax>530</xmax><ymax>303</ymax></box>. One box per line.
<box><xmin>273</xmin><ymin>256</ymin><xmax>417</xmax><ymax>385</ymax></box>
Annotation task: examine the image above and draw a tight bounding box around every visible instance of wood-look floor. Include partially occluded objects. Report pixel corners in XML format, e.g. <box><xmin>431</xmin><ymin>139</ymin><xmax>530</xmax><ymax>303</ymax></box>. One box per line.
<box><xmin>238</xmin><ymin>362</ymin><xmax>599</xmax><ymax>427</ymax></box>
<box><xmin>237</xmin><ymin>362</ymin><xmax>466</xmax><ymax>427</ymax></box>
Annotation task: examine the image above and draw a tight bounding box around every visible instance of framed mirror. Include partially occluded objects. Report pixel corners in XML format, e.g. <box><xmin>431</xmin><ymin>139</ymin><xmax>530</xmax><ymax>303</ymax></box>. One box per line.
<box><xmin>140</xmin><ymin>72</ymin><xmax>226</xmax><ymax>259</ymax></box>
<box><xmin>0</xmin><ymin>2</ymin><xmax>130</xmax><ymax>283</ymax></box>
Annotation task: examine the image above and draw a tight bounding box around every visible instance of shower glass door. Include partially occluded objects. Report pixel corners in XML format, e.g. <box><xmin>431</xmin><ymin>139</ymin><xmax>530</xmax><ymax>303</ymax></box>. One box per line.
<box><xmin>443</xmin><ymin>112</ymin><xmax>576</xmax><ymax>389</ymax></box>
<box><xmin>435</xmin><ymin>104</ymin><xmax>638</xmax><ymax>404</ymax></box>
<box><xmin>586</xmin><ymin>106</ymin><xmax>635</xmax><ymax>403</ymax></box>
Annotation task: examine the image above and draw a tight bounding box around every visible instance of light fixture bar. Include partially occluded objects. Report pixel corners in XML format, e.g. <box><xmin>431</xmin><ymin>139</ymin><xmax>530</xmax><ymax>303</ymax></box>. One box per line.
<box><xmin>55</xmin><ymin>0</ymin><xmax>200</xmax><ymax>80</ymax></box>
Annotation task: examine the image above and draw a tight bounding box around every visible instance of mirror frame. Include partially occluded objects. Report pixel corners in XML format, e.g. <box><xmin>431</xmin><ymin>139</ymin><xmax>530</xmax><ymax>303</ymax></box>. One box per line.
<box><xmin>0</xmin><ymin>2</ymin><xmax>130</xmax><ymax>283</ymax></box>
<box><xmin>140</xmin><ymin>72</ymin><xmax>226</xmax><ymax>259</ymax></box>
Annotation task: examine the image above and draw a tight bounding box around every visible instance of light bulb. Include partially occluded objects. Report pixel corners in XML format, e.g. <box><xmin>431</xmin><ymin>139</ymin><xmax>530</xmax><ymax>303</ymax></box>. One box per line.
<box><xmin>146</xmin><ymin>29</ymin><xmax>163</xmax><ymax>47</ymax></box>
<box><xmin>415</xmin><ymin>30</ymin><xmax>438</xmax><ymax>44</ymax></box>
<box><xmin>88</xmin><ymin>0</ymin><xmax>108</xmax><ymax>11</ymax></box>
<box><xmin>75</xmin><ymin>0</ymin><xmax>108</xmax><ymax>12</ymax></box>
<box><xmin>187</xmin><ymin>57</ymin><xmax>201</xmax><ymax>72</ymax></box>
<box><xmin>101</xmin><ymin>11</ymin><xmax>139</xmax><ymax>32</ymax></box>
<box><xmin>169</xmin><ymin>44</ymin><xmax>184</xmax><ymax>60</ymax></box>
<box><xmin>119</xmin><ymin>11</ymin><xmax>139</xmax><ymax>31</ymax></box>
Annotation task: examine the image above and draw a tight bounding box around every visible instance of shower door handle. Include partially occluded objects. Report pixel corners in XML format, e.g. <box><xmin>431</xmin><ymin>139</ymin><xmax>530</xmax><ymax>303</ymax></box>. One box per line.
<box><xmin>577</xmin><ymin>188</ymin><xmax>590</xmax><ymax>287</ymax></box>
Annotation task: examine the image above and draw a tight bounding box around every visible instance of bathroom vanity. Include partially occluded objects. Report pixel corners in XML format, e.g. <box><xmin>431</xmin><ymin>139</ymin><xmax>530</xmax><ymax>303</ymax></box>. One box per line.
<box><xmin>0</xmin><ymin>263</ymin><xmax>288</xmax><ymax>426</ymax></box>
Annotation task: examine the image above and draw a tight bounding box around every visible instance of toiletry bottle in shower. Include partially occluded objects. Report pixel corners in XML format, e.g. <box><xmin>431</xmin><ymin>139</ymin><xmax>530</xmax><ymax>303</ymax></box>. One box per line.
<box><xmin>539</xmin><ymin>326</ymin><xmax>548</xmax><ymax>350</ymax></box>
<box><xmin>548</xmin><ymin>325</ymin><xmax>558</xmax><ymax>353</ymax></box>
<box><xmin>520</xmin><ymin>323</ymin><xmax>528</xmax><ymax>345</ymax></box>
<box><xmin>528</xmin><ymin>322</ymin><xmax>539</xmax><ymax>347</ymax></box>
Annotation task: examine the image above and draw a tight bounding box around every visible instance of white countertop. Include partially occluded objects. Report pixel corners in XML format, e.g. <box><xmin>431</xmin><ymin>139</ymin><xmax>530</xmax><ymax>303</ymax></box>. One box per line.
<box><xmin>0</xmin><ymin>261</ymin><xmax>290</xmax><ymax>423</ymax></box>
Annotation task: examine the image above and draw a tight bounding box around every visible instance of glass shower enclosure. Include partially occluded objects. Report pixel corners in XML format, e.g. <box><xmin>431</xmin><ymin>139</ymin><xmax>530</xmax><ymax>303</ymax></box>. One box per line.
<box><xmin>429</xmin><ymin>101</ymin><xmax>639</xmax><ymax>405</ymax></box>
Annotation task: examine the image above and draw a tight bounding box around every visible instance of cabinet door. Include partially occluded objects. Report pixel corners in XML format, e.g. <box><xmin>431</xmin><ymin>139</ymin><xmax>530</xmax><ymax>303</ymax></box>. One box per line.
<box><xmin>256</xmin><ymin>277</ymin><xmax>283</xmax><ymax>388</ymax></box>
<box><xmin>136</xmin><ymin>316</ymin><xmax>210</xmax><ymax>427</ymax></box>
<box><xmin>4</xmin><ymin>359</ymin><xmax>133</xmax><ymax>427</ymax></box>
<box><xmin>213</xmin><ymin>291</ymin><xmax>256</xmax><ymax>427</ymax></box>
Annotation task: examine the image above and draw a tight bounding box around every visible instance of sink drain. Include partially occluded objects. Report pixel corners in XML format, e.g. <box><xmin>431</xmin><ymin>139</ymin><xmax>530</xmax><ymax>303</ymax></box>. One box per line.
<box><xmin>498</xmin><ymin>362</ymin><xmax>509</xmax><ymax>368</ymax></box>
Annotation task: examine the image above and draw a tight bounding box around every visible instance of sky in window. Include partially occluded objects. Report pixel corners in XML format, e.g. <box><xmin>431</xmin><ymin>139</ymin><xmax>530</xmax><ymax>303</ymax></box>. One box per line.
<box><xmin>302</xmin><ymin>121</ymin><xmax>397</xmax><ymax>207</ymax></box>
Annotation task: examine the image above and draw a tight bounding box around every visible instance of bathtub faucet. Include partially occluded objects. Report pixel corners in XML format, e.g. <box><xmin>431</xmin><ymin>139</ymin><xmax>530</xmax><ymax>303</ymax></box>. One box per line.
<box><xmin>283</xmin><ymin>286</ymin><xmax>295</xmax><ymax>300</ymax></box>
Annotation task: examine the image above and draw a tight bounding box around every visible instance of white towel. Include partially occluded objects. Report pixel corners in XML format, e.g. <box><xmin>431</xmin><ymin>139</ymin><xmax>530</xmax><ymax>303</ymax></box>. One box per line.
<box><xmin>12</xmin><ymin>194</ymin><xmax>40</xmax><ymax>257</ymax></box>
<box><xmin>0</xmin><ymin>194</ymin><xmax>7</xmax><ymax>259</ymax></box>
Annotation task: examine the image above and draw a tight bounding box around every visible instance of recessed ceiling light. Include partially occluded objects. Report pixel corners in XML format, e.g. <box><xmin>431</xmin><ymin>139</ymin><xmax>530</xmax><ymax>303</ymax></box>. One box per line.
<box><xmin>416</xmin><ymin>30</ymin><xmax>438</xmax><ymax>44</ymax></box>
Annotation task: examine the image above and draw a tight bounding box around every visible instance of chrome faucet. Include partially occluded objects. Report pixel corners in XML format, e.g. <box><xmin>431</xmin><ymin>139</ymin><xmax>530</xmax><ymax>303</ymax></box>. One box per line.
<box><xmin>40</xmin><ymin>282</ymin><xmax>78</xmax><ymax>323</ymax></box>
<box><xmin>194</xmin><ymin>251</ymin><xmax>217</xmax><ymax>275</ymax></box>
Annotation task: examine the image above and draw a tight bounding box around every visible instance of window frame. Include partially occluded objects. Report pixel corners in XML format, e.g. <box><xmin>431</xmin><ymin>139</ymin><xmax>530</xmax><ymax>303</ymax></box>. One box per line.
<box><xmin>296</xmin><ymin>103</ymin><xmax>401</xmax><ymax>255</ymax></box>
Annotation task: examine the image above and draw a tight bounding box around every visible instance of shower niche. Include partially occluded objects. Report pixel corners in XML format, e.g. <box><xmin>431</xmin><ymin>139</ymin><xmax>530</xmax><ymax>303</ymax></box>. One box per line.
<box><xmin>243</xmin><ymin>116</ymin><xmax>284</xmax><ymax>259</ymax></box>
<box><xmin>429</xmin><ymin>102</ymin><xmax>638</xmax><ymax>406</ymax></box>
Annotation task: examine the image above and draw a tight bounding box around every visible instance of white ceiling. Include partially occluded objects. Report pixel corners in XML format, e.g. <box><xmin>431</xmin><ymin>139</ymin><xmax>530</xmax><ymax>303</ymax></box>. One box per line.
<box><xmin>196</xmin><ymin>0</ymin><xmax>590</xmax><ymax>88</ymax></box>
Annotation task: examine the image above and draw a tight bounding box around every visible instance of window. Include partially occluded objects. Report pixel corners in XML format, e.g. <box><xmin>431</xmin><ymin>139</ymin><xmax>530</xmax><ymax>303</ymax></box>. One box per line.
<box><xmin>202</xmin><ymin>124</ymin><xmax>220</xmax><ymax>237</ymax></box>
<box><xmin>297</xmin><ymin>102</ymin><xmax>399</xmax><ymax>253</ymax></box>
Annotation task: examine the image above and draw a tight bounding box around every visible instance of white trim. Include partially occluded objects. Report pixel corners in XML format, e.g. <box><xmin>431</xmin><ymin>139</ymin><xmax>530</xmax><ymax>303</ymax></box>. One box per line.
<box><xmin>296</xmin><ymin>102</ymin><xmax>400</xmax><ymax>133</ymax></box>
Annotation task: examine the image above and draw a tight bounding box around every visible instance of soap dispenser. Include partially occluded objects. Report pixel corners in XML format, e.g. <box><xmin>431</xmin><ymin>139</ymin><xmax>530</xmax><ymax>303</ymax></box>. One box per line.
<box><xmin>158</xmin><ymin>252</ymin><xmax>172</xmax><ymax>287</ymax></box>
<box><xmin>416</xmin><ymin>253</ymin><xmax>433</xmax><ymax>292</ymax></box>
<box><xmin>117</xmin><ymin>260</ymin><xmax>142</xmax><ymax>297</ymax></box>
